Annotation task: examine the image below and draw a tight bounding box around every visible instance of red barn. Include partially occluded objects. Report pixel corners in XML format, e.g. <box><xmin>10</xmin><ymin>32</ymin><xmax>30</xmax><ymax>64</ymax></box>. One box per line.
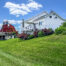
<box><xmin>1</xmin><ymin>24</ymin><xmax>17</xmax><ymax>32</ymax></box>
<box><xmin>0</xmin><ymin>20</ymin><xmax>18</xmax><ymax>40</ymax></box>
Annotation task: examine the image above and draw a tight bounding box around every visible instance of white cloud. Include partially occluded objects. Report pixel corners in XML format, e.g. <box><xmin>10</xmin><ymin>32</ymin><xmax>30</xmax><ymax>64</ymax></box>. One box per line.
<box><xmin>27</xmin><ymin>1</ymin><xmax>42</xmax><ymax>10</ymax></box>
<box><xmin>3</xmin><ymin>19</ymin><xmax>22</xmax><ymax>24</ymax></box>
<box><xmin>8</xmin><ymin>20</ymin><xmax>22</xmax><ymax>24</ymax></box>
<box><xmin>0</xmin><ymin>24</ymin><xmax>2</xmax><ymax>29</ymax></box>
<box><xmin>4</xmin><ymin>0</ymin><xmax>43</xmax><ymax>17</ymax></box>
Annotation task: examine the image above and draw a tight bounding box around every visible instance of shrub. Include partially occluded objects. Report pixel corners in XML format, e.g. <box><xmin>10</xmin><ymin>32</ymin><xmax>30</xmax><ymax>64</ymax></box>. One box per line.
<box><xmin>42</xmin><ymin>28</ymin><xmax>48</xmax><ymax>35</ymax></box>
<box><xmin>62</xmin><ymin>31</ymin><xmax>66</xmax><ymax>35</ymax></box>
<box><xmin>33</xmin><ymin>29</ymin><xmax>39</xmax><ymax>37</ymax></box>
<box><xmin>48</xmin><ymin>28</ymin><xmax>54</xmax><ymax>35</ymax></box>
<box><xmin>62</xmin><ymin>22</ymin><xmax>66</xmax><ymax>27</ymax></box>
<box><xmin>28</xmin><ymin>35</ymin><xmax>34</xmax><ymax>39</ymax></box>
<box><xmin>38</xmin><ymin>31</ymin><xmax>44</xmax><ymax>37</ymax></box>
<box><xmin>42</xmin><ymin>28</ymin><xmax>54</xmax><ymax>35</ymax></box>
<box><xmin>55</xmin><ymin>27</ymin><xmax>65</xmax><ymax>35</ymax></box>
<box><xmin>18</xmin><ymin>33</ymin><xmax>28</xmax><ymax>40</ymax></box>
<box><xmin>48</xmin><ymin>28</ymin><xmax>53</xmax><ymax>32</ymax></box>
<box><xmin>55</xmin><ymin>22</ymin><xmax>66</xmax><ymax>35</ymax></box>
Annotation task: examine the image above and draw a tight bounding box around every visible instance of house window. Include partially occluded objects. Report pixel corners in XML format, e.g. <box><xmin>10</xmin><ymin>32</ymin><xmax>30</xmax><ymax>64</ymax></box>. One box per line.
<box><xmin>39</xmin><ymin>22</ymin><xmax>42</xmax><ymax>25</ymax></box>
<box><xmin>55</xmin><ymin>16</ymin><xmax>57</xmax><ymax>19</ymax></box>
<box><xmin>49</xmin><ymin>16</ymin><xmax>52</xmax><ymax>18</ymax></box>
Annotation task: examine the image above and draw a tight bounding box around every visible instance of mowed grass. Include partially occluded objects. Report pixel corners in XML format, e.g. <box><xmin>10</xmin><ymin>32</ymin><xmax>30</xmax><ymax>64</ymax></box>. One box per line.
<box><xmin>0</xmin><ymin>34</ymin><xmax>66</xmax><ymax>66</ymax></box>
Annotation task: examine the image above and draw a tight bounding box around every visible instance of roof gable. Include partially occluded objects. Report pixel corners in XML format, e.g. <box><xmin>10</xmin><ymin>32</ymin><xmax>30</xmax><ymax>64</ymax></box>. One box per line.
<box><xmin>25</xmin><ymin>11</ymin><xmax>48</xmax><ymax>22</ymax></box>
<box><xmin>25</xmin><ymin>11</ymin><xmax>66</xmax><ymax>23</ymax></box>
<box><xmin>49</xmin><ymin>11</ymin><xmax>66</xmax><ymax>21</ymax></box>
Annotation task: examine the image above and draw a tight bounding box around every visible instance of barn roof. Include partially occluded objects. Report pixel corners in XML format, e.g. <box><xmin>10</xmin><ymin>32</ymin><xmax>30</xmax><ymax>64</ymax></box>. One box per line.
<box><xmin>1</xmin><ymin>24</ymin><xmax>17</xmax><ymax>32</ymax></box>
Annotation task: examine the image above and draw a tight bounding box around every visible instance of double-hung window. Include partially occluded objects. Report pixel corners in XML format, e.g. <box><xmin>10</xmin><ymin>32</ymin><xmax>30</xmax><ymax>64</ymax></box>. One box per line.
<box><xmin>39</xmin><ymin>22</ymin><xmax>42</xmax><ymax>26</ymax></box>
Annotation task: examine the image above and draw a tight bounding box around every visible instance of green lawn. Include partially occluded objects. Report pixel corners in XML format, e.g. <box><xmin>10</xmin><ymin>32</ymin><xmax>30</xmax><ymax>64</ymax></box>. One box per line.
<box><xmin>0</xmin><ymin>34</ymin><xmax>66</xmax><ymax>66</ymax></box>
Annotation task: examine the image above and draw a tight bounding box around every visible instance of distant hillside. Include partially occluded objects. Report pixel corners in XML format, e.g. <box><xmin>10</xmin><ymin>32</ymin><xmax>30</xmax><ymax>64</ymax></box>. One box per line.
<box><xmin>0</xmin><ymin>34</ymin><xmax>66</xmax><ymax>66</ymax></box>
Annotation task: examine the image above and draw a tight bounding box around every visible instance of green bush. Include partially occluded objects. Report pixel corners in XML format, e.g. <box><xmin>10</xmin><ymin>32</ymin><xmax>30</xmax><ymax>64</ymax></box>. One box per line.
<box><xmin>62</xmin><ymin>31</ymin><xmax>66</xmax><ymax>35</ymax></box>
<box><xmin>38</xmin><ymin>31</ymin><xmax>44</xmax><ymax>37</ymax></box>
<box><xmin>28</xmin><ymin>35</ymin><xmax>34</xmax><ymax>39</ymax></box>
<box><xmin>55</xmin><ymin>22</ymin><xmax>66</xmax><ymax>35</ymax></box>
<box><xmin>55</xmin><ymin>27</ymin><xmax>65</xmax><ymax>35</ymax></box>
<box><xmin>62</xmin><ymin>22</ymin><xmax>66</xmax><ymax>27</ymax></box>
<box><xmin>48</xmin><ymin>28</ymin><xmax>53</xmax><ymax>32</ymax></box>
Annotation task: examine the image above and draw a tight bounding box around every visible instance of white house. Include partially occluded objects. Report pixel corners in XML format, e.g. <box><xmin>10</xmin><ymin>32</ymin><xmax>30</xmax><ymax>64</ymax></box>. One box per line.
<box><xmin>22</xmin><ymin>11</ymin><xmax>66</xmax><ymax>34</ymax></box>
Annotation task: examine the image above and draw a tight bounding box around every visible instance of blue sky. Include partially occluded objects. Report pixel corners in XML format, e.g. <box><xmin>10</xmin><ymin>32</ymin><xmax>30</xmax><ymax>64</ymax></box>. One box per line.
<box><xmin>0</xmin><ymin>0</ymin><xmax>66</xmax><ymax>33</ymax></box>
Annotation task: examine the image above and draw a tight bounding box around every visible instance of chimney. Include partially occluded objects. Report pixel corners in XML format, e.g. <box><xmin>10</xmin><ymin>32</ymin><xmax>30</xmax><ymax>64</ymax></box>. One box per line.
<box><xmin>22</xmin><ymin>19</ymin><xmax>24</xmax><ymax>28</ymax></box>
<box><xmin>22</xmin><ymin>19</ymin><xmax>25</xmax><ymax>33</ymax></box>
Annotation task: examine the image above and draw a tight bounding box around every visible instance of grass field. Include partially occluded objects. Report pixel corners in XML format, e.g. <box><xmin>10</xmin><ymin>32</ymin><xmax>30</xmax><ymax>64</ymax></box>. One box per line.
<box><xmin>0</xmin><ymin>34</ymin><xmax>66</xmax><ymax>66</ymax></box>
